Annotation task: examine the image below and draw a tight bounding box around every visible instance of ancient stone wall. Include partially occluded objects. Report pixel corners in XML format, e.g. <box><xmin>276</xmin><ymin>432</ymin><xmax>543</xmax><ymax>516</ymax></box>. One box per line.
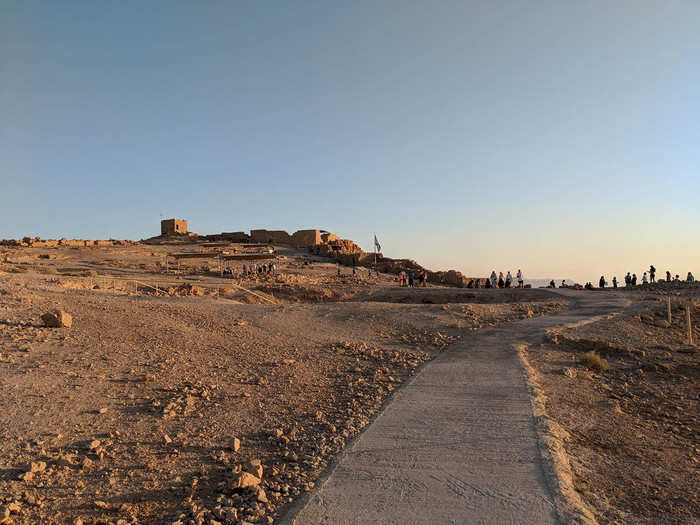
<box><xmin>291</xmin><ymin>229</ymin><xmax>322</xmax><ymax>248</ymax></box>
<box><xmin>250</xmin><ymin>230</ymin><xmax>292</xmax><ymax>244</ymax></box>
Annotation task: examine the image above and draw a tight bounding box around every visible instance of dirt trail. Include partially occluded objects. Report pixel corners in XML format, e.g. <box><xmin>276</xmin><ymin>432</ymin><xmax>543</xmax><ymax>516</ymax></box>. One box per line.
<box><xmin>283</xmin><ymin>291</ymin><xmax>629</xmax><ymax>525</ymax></box>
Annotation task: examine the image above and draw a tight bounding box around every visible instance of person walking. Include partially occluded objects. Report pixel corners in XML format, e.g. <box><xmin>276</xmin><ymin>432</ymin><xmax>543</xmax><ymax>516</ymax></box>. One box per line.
<box><xmin>516</xmin><ymin>269</ymin><xmax>523</xmax><ymax>288</ymax></box>
<box><xmin>599</xmin><ymin>276</ymin><xmax>605</xmax><ymax>288</ymax></box>
<box><xmin>649</xmin><ymin>265</ymin><xmax>656</xmax><ymax>283</ymax></box>
<box><xmin>498</xmin><ymin>272</ymin><xmax>505</xmax><ymax>289</ymax></box>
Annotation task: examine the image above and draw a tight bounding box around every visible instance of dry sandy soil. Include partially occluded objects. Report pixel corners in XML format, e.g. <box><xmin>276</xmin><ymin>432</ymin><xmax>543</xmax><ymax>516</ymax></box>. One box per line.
<box><xmin>525</xmin><ymin>289</ymin><xmax>699</xmax><ymax>524</ymax></box>
<box><xmin>0</xmin><ymin>244</ymin><xmax>563</xmax><ymax>525</ymax></box>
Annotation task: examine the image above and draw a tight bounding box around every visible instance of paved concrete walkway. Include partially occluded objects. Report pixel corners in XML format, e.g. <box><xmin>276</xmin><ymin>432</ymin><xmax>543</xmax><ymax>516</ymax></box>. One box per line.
<box><xmin>283</xmin><ymin>292</ymin><xmax>627</xmax><ymax>525</ymax></box>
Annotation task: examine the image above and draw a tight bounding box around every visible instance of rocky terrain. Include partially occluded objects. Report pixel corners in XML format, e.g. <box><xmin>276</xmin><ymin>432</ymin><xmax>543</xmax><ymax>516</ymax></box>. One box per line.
<box><xmin>0</xmin><ymin>243</ymin><xmax>563</xmax><ymax>524</ymax></box>
<box><xmin>524</xmin><ymin>291</ymin><xmax>699</xmax><ymax>524</ymax></box>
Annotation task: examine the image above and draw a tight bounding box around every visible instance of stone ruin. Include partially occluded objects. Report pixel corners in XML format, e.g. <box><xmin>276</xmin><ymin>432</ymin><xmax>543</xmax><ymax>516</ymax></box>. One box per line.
<box><xmin>160</xmin><ymin>218</ymin><xmax>188</xmax><ymax>236</ymax></box>
<box><xmin>0</xmin><ymin>237</ymin><xmax>134</xmax><ymax>248</ymax></box>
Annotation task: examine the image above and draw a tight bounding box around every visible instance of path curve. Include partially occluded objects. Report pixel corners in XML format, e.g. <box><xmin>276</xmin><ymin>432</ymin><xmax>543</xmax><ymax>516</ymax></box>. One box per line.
<box><xmin>281</xmin><ymin>291</ymin><xmax>628</xmax><ymax>525</ymax></box>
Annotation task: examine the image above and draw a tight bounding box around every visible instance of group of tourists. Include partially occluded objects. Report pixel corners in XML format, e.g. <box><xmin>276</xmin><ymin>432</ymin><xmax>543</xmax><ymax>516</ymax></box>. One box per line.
<box><xmin>397</xmin><ymin>270</ymin><xmax>428</xmax><ymax>287</ymax></box>
<box><xmin>234</xmin><ymin>262</ymin><xmax>276</xmax><ymax>278</ymax></box>
<box><xmin>595</xmin><ymin>264</ymin><xmax>695</xmax><ymax>289</ymax></box>
<box><xmin>488</xmin><ymin>269</ymin><xmax>524</xmax><ymax>289</ymax></box>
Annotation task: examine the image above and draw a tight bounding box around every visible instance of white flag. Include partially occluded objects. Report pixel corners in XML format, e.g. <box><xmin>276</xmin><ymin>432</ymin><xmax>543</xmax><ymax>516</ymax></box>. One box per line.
<box><xmin>374</xmin><ymin>234</ymin><xmax>381</xmax><ymax>253</ymax></box>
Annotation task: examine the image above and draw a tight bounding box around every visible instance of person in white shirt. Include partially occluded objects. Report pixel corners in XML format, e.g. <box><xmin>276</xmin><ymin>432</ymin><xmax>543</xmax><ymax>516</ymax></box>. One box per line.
<box><xmin>516</xmin><ymin>269</ymin><xmax>523</xmax><ymax>288</ymax></box>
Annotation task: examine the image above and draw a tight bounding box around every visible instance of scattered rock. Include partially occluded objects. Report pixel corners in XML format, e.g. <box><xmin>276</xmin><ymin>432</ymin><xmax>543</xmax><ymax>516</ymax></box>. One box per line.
<box><xmin>41</xmin><ymin>310</ymin><xmax>72</xmax><ymax>328</ymax></box>
<box><xmin>29</xmin><ymin>461</ymin><xmax>46</xmax><ymax>473</ymax></box>
<box><xmin>231</xmin><ymin>437</ymin><xmax>240</xmax><ymax>452</ymax></box>
<box><xmin>244</xmin><ymin>459</ymin><xmax>263</xmax><ymax>479</ymax></box>
<box><xmin>228</xmin><ymin>471</ymin><xmax>261</xmax><ymax>489</ymax></box>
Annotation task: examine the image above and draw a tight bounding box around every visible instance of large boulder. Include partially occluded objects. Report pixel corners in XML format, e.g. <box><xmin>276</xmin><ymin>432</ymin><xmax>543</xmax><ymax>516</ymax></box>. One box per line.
<box><xmin>41</xmin><ymin>311</ymin><xmax>72</xmax><ymax>328</ymax></box>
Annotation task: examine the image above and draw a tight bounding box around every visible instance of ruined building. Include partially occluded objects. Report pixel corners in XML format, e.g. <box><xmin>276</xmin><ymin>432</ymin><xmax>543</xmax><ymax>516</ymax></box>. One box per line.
<box><xmin>161</xmin><ymin>219</ymin><xmax>188</xmax><ymax>236</ymax></box>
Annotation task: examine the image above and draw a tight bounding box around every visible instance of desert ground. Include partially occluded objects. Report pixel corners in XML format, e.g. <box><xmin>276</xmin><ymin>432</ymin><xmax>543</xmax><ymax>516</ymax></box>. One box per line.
<box><xmin>0</xmin><ymin>242</ymin><xmax>697</xmax><ymax>525</ymax></box>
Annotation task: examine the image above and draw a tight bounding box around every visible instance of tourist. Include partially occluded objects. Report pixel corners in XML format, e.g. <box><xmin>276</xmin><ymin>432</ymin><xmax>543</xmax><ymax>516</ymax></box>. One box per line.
<box><xmin>666</xmin><ymin>270</ymin><xmax>672</xmax><ymax>282</ymax></box>
<box><xmin>505</xmin><ymin>271</ymin><xmax>512</xmax><ymax>288</ymax></box>
<box><xmin>675</xmin><ymin>274</ymin><xmax>680</xmax><ymax>282</ymax></box>
<box><xmin>561</xmin><ymin>279</ymin><xmax>566</xmax><ymax>288</ymax></box>
<box><xmin>632</xmin><ymin>273</ymin><xmax>637</xmax><ymax>286</ymax></box>
<box><xmin>642</xmin><ymin>272</ymin><xmax>648</xmax><ymax>285</ymax></box>
<box><xmin>549</xmin><ymin>279</ymin><xmax>555</xmax><ymax>288</ymax></box>
<box><xmin>490</xmin><ymin>271</ymin><xmax>498</xmax><ymax>289</ymax></box>
<box><xmin>612</xmin><ymin>276</ymin><xmax>618</xmax><ymax>289</ymax></box>
<box><xmin>649</xmin><ymin>265</ymin><xmax>656</xmax><ymax>283</ymax></box>
<box><xmin>422</xmin><ymin>270</ymin><xmax>428</xmax><ymax>287</ymax></box>
<box><xmin>498</xmin><ymin>272</ymin><xmax>505</xmax><ymax>289</ymax></box>
<box><xmin>516</xmin><ymin>269</ymin><xmax>523</xmax><ymax>288</ymax></box>
<box><xmin>485</xmin><ymin>278</ymin><xmax>492</xmax><ymax>288</ymax></box>
<box><xmin>687</xmin><ymin>272</ymin><xmax>695</xmax><ymax>282</ymax></box>
<box><xmin>625</xmin><ymin>272</ymin><xmax>632</xmax><ymax>287</ymax></box>
<box><xmin>408</xmin><ymin>272</ymin><xmax>414</xmax><ymax>287</ymax></box>
<box><xmin>599</xmin><ymin>276</ymin><xmax>605</xmax><ymax>288</ymax></box>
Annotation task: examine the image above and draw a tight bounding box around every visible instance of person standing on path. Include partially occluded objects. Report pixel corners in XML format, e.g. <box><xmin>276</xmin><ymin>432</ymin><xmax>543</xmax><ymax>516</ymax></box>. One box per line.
<box><xmin>490</xmin><ymin>271</ymin><xmax>498</xmax><ymax>289</ymax></box>
<box><xmin>612</xmin><ymin>276</ymin><xmax>618</xmax><ymax>289</ymax></box>
<box><xmin>642</xmin><ymin>272</ymin><xmax>648</xmax><ymax>285</ymax></box>
<box><xmin>649</xmin><ymin>265</ymin><xmax>656</xmax><ymax>283</ymax></box>
<box><xmin>599</xmin><ymin>276</ymin><xmax>606</xmax><ymax>288</ymax></box>
<box><xmin>666</xmin><ymin>270</ymin><xmax>672</xmax><ymax>282</ymax></box>
<box><xmin>625</xmin><ymin>272</ymin><xmax>632</xmax><ymax>287</ymax></box>
<box><xmin>505</xmin><ymin>271</ymin><xmax>513</xmax><ymax>288</ymax></box>
<box><xmin>516</xmin><ymin>269</ymin><xmax>523</xmax><ymax>288</ymax></box>
<box><xmin>498</xmin><ymin>272</ymin><xmax>505</xmax><ymax>288</ymax></box>
<box><xmin>688</xmin><ymin>272</ymin><xmax>695</xmax><ymax>282</ymax></box>
<box><xmin>632</xmin><ymin>273</ymin><xmax>637</xmax><ymax>286</ymax></box>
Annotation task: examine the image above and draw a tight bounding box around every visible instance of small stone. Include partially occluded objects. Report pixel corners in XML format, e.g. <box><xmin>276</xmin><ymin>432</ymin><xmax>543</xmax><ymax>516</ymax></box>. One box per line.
<box><xmin>245</xmin><ymin>460</ymin><xmax>263</xmax><ymax>479</ymax></box>
<box><xmin>228</xmin><ymin>471</ymin><xmax>260</xmax><ymax>489</ymax></box>
<box><xmin>81</xmin><ymin>457</ymin><xmax>94</xmax><ymax>469</ymax></box>
<box><xmin>89</xmin><ymin>440</ymin><xmax>101</xmax><ymax>450</ymax></box>
<box><xmin>98</xmin><ymin>407</ymin><xmax>108</xmax><ymax>414</ymax></box>
<box><xmin>30</xmin><ymin>461</ymin><xmax>46</xmax><ymax>473</ymax></box>
<box><xmin>255</xmin><ymin>487</ymin><xmax>268</xmax><ymax>503</ymax></box>
<box><xmin>231</xmin><ymin>437</ymin><xmax>240</xmax><ymax>452</ymax></box>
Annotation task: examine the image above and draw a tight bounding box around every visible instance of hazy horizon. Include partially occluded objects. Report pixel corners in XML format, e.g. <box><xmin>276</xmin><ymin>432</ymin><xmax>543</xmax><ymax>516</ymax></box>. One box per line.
<box><xmin>2</xmin><ymin>1</ymin><xmax>698</xmax><ymax>283</ymax></box>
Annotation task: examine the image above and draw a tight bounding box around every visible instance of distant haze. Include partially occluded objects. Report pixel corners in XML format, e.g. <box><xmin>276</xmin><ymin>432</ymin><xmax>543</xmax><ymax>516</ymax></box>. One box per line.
<box><xmin>2</xmin><ymin>1</ymin><xmax>698</xmax><ymax>284</ymax></box>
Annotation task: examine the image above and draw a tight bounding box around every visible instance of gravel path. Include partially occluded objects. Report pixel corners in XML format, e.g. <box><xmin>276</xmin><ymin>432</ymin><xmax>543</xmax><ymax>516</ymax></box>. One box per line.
<box><xmin>282</xmin><ymin>291</ymin><xmax>628</xmax><ymax>525</ymax></box>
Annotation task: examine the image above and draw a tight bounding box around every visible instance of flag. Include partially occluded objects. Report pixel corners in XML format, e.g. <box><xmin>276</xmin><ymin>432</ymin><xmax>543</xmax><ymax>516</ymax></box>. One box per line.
<box><xmin>374</xmin><ymin>234</ymin><xmax>381</xmax><ymax>253</ymax></box>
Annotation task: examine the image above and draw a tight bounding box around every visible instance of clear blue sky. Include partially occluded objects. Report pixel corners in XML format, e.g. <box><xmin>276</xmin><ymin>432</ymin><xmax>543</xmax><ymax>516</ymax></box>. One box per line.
<box><xmin>2</xmin><ymin>1</ymin><xmax>698</xmax><ymax>281</ymax></box>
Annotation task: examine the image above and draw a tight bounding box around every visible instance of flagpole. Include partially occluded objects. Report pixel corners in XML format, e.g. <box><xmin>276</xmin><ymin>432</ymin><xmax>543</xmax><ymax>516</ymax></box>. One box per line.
<box><xmin>373</xmin><ymin>233</ymin><xmax>377</xmax><ymax>273</ymax></box>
